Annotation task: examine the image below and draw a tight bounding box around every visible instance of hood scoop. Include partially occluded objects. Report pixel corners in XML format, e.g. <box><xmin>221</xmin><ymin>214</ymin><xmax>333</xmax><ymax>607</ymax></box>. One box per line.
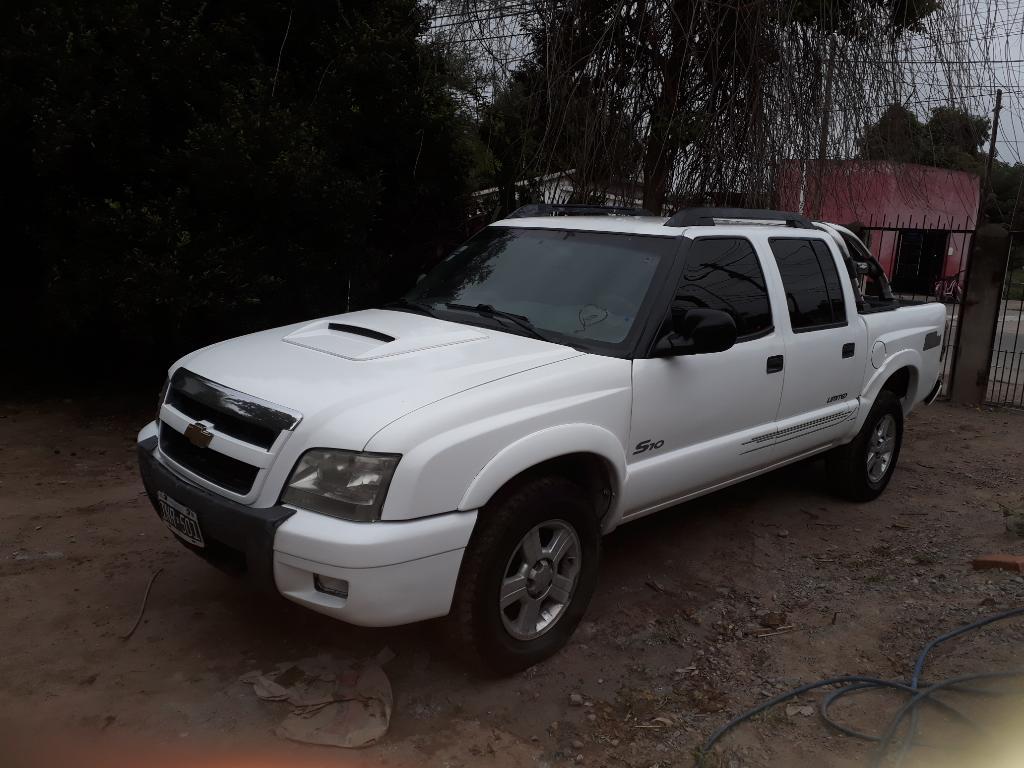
<box><xmin>327</xmin><ymin>323</ymin><xmax>395</xmax><ymax>343</ymax></box>
<box><xmin>282</xmin><ymin>309</ymin><xmax>488</xmax><ymax>361</ymax></box>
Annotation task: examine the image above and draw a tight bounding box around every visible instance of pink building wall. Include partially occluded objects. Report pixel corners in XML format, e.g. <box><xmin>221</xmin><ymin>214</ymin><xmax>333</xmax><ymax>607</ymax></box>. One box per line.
<box><xmin>777</xmin><ymin>161</ymin><xmax>980</xmax><ymax>284</ymax></box>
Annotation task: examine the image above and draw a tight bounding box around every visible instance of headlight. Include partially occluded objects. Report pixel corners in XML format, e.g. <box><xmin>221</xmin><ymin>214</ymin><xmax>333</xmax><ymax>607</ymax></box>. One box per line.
<box><xmin>281</xmin><ymin>449</ymin><xmax>400</xmax><ymax>522</ymax></box>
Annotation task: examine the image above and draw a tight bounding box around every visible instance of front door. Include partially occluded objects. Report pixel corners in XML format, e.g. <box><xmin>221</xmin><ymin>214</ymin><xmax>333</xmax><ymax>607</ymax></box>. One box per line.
<box><xmin>623</xmin><ymin>236</ymin><xmax>786</xmax><ymax>518</ymax></box>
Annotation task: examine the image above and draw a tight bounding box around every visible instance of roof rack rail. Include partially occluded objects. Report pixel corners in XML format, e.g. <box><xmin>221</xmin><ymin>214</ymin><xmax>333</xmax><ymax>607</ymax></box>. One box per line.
<box><xmin>507</xmin><ymin>203</ymin><xmax>656</xmax><ymax>219</ymax></box>
<box><xmin>664</xmin><ymin>207</ymin><xmax>814</xmax><ymax>229</ymax></box>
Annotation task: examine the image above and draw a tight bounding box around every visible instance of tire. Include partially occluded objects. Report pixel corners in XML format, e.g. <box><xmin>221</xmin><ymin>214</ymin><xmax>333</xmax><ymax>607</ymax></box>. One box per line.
<box><xmin>447</xmin><ymin>475</ymin><xmax>601</xmax><ymax>675</ymax></box>
<box><xmin>826</xmin><ymin>390</ymin><xmax>904</xmax><ymax>501</ymax></box>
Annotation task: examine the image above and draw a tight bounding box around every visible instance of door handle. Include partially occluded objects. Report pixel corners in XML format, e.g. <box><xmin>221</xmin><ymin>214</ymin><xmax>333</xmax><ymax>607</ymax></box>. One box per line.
<box><xmin>842</xmin><ymin>342</ymin><xmax>856</xmax><ymax>358</ymax></box>
<box><xmin>766</xmin><ymin>355</ymin><xmax>784</xmax><ymax>374</ymax></box>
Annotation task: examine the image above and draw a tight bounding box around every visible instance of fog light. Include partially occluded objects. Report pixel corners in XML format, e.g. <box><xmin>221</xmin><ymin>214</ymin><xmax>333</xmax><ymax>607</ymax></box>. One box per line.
<box><xmin>314</xmin><ymin>574</ymin><xmax>349</xmax><ymax>599</ymax></box>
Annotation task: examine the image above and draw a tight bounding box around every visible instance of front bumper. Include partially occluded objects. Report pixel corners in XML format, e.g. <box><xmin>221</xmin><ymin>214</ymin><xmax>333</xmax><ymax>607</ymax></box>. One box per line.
<box><xmin>137</xmin><ymin>430</ymin><xmax>478</xmax><ymax>626</ymax></box>
<box><xmin>138</xmin><ymin>435</ymin><xmax>292</xmax><ymax>590</ymax></box>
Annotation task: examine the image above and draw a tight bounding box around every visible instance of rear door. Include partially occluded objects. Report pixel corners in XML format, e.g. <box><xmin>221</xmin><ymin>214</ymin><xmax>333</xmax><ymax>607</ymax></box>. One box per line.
<box><xmin>623</xmin><ymin>236</ymin><xmax>786</xmax><ymax>517</ymax></box>
<box><xmin>768</xmin><ymin>236</ymin><xmax>867</xmax><ymax>457</ymax></box>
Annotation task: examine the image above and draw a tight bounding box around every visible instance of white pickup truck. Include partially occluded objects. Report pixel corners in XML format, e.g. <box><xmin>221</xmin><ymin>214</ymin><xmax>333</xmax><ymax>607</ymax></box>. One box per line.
<box><xmin>137</xmin><ymin>206</ymin><xmax>945</xmax><ymax>673</ymax></box>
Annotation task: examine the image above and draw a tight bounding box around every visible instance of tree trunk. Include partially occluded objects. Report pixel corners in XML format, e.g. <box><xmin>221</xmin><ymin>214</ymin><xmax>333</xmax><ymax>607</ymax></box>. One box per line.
<box><xmin>641</xmin><ymin>3</ymin><xmax>687</xmax><ymax>215</ymax></box>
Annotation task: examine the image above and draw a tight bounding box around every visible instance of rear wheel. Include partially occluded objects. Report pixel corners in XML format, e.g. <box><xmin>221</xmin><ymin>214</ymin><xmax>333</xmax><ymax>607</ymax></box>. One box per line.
<box><xmin>826</xmin><ymin>390</ymin><xmax>903</xmax><ymax>501</ymax></box>
<box><xmin>447</xmin><ymin>476</ymin><xmax>601</xmax><ymax>675</ymax></box>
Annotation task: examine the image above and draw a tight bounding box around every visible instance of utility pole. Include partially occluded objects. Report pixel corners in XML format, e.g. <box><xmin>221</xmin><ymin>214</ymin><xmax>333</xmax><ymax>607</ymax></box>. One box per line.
<box><xmin>948</xmin><ymin>89</ymin><xmax>1008</xmax><ymax>405</ymax></box>
<box><xmin>978</xmin><ymin>88</ymin><xmax>1003</xmax><ymax>225</ymax></box>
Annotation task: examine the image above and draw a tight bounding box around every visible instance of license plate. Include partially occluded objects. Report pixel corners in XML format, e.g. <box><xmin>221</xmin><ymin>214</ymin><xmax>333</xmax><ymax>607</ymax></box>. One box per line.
<box><xmin>157</xmin><ymin>491</ymin><xmax>205</xmax><ymax>548</ymax></box>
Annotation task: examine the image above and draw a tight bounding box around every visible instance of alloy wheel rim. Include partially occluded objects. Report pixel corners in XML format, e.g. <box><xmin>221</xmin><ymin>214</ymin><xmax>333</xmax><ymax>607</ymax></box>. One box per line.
<box><xmin>500</xmin><ymin>520</ymin><xmax>582</xmax><ymax>641</ymax></box>
<box><xmin>866</xmin><ymin>413</ymin><xmax>897</xmax><ymax>483</ymax></box>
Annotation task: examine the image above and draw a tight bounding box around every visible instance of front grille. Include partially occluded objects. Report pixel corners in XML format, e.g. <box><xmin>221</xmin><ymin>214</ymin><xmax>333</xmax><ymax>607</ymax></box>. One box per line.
<box><xmin>166</xmin><ymin>369</ymin><xmax>299</xmax><ymax>450</ymax></box>
<box><xmin>167</xmin><ymin>388</ymin><xmax>278</xmax><ymax>449</ymax></box>
<box><xmin>159</xmin><ymin>423</ymin><xmax>259</xmax><ymax>495</ymax></box>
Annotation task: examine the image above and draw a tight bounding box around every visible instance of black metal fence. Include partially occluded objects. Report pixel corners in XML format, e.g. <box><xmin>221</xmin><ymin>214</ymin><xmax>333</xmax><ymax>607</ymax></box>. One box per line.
<box><xmin>989</xmin><ymin>230</ymin><xmax>1024</xmax><ymax>408</ymax></box>
<box><xmin>859</xmin><ymin>223</ymin><xmax>972</xmax><ymax>394</ymax></box>
<box><xmin>860</xmin><ymin>224</ymin><xmax>1024</xmax><ymax>409</ymax></box>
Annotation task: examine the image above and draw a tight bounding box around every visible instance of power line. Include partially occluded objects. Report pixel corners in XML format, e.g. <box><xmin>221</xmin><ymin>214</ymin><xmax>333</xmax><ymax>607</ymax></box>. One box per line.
<box><xmin>901</xmin><ymin>33</ymin><xmax>1024</xmax><ymax>54</ymax></box>
<box><xmin>428</xmin><ymin>2</ymin><xmax>538</xmax><ymax>21</ymax></box>
<box><xmin>430</xmin><ymin>10</ymin><xmax>536</xmax><ymax>31</ymax></box>
<box><xmin>435</xmin><ymin>31</ymin><xmax>530</xmax><ymax>43</ymax></box>
<box><xmin>855</xmin><ymin>58</ymin><xmax>1024</xmax><ymax>65</ymax></box>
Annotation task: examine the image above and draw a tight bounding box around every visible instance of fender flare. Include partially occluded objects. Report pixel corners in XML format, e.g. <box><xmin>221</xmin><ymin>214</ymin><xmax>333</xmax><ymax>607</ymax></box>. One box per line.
<box><xmin>857</xmin><ymin>350</ymin><xmax>921</xmax><ymax>429</ymax></box>
<box><xmin>459</xmin><ymin>423</ymin><xmax>627</xmax><ymax>512</ymax></box>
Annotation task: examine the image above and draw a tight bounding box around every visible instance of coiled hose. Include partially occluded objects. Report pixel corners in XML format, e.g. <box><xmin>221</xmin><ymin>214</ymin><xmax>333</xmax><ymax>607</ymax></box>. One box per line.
<box><xmin>694</xmin><ymin>605</ymin><xmax>1024</xmax><ymax>766</ymax></box>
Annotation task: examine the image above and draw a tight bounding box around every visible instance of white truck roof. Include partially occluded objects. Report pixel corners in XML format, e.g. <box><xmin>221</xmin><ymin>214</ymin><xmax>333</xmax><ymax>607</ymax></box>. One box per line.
<box><xmin>490</xmin><ymin>214</ymin><xmax>834</xmax><ymax>239</ymax></box>
<box><xmin>490</xmin><ymin>215</ymin><xmax>672</xmax><ymax>235</ymax></box>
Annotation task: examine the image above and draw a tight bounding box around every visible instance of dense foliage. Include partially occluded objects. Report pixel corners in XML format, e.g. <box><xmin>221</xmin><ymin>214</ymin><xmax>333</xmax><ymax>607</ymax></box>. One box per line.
<box><xmin>0</xmin><ymin>0</ymin><xmax>476</xmax><ymax>391</ymax></box>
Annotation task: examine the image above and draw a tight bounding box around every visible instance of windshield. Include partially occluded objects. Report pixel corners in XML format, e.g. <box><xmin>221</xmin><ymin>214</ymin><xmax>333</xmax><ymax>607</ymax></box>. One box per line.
<box><xmin>406</xmin><ymin>226</ymin><xmax>676</xmax><ymax>345</ymax></box>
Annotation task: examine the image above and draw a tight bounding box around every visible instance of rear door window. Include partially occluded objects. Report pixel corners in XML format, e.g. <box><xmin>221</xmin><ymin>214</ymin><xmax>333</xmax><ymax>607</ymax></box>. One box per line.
<box><xmin>769</xmin><ymin>238</ymin><xmax>848</xmax><ymax>331</ymax></box>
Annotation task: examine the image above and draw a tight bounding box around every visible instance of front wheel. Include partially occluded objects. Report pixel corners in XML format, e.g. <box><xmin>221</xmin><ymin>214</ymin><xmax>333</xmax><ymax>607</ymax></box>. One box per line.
<box><xmin>826</xmin><ymin>390</ymin><xmax>904</xmax><ymax>501</ymax></box>
<box><xmin>447</xmin><ymin>476</ymin><xmax>601</xmax><ymax>675</ymax></box>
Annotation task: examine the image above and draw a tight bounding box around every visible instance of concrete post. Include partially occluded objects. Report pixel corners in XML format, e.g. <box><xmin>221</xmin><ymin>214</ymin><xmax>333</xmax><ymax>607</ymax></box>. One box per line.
<box><xmin>948</xmin><ymin>223</ymin><xmax>1012</xmax><ymax>404</ymax></box>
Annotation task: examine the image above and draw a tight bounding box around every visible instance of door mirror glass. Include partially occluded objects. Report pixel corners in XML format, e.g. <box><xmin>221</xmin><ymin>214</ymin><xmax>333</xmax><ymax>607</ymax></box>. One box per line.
<box><xmin>655</xmin><ymin>308</ymin><xmax>737</xmax><ymax>356</ymax></box>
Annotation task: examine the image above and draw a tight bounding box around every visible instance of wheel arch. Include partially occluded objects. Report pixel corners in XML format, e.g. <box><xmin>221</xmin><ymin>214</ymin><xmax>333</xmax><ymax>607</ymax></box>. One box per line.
<box><xmin>860</xmin><ymin>352</ymin><xmax>922</xmax><ymax>425</ymax></box>
<box><xmin>459</xmin><ymin>425</ymin><xmax>626</xmax><ymax>521</ymax></box>
<box><xmin>881</xmin><ymin>365</ymin><xmax>916</xmax><ymax>400</ymax></box>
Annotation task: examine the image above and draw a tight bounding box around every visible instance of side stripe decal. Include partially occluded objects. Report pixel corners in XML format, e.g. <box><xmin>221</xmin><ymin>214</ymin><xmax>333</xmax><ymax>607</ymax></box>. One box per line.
<box><xmin>739</xmin><ymin>409</ymin><xmax>855</xmax><ymax>454</ymax></box>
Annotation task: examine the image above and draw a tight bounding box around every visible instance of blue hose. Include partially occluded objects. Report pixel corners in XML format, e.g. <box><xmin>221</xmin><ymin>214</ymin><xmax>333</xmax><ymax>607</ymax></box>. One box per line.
<box><xmin>694</xmin><ymin>605</ymin><xmax>1024</xmax><ymax>767</ymax></box>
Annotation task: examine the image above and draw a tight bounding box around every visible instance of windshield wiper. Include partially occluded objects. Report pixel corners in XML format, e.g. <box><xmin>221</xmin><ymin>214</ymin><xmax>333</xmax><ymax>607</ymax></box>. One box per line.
<box><xmin>445</xmin><ymin>303</ymin><xmax>553</xmax><ymax>342</ymax></box>
<box><xmin>385</xmin><ymin>298</ymin><xmax>438</xmax><ymax>318</ymax></box>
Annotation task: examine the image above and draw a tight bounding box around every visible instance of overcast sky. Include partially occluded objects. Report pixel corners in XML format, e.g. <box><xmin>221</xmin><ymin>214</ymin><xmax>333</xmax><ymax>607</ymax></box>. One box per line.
<box><xmin>905</xmin><ymin>0</ymin><xmax>1024</xmax><ymax>165</ymax></box>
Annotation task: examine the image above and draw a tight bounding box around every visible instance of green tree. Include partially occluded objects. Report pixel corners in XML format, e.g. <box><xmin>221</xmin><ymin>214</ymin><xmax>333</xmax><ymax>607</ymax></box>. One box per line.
<box><xmin>987</xmin><ymin>156</ymin><xmax>1024</xmax><ymax>233</ymax></box>
<box><xmin>859</xmin><ymin>104</ymin><xmax>989</xmax><ymax>170</ymax></box>
<box><xmin>858</xmin><ymin>105</ymin><xmax>930</xmax><ymax>163</ymax></box>
<box><xmin>858</xmin><ymin>103</ymin><xmax>1023</xmax><ymax>228</ymax></box>
<box><xmin>0</xmin><ymin>0</ymin><xmax>476</xmax><ymax>390</ymax></box>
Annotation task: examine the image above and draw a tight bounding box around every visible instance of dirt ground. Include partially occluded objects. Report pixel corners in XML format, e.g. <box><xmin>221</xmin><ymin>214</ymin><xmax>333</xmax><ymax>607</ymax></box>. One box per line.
<box><xmin>2</xmin><ymin>399</ymin><xmax>1023</xmax><ymax>767</ymax></box>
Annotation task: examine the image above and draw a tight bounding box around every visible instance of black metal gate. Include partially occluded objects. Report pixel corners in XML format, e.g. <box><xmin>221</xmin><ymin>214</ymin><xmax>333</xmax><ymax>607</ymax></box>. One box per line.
<box><xmin>989</xmin><ymin>230</ymin><xmax>1024</xmax><ymax>408</ymax></box>
<box><xmin>860</xmin><ymin>223</ymin><xmax>973</xmax><ymax>395</ymax></box>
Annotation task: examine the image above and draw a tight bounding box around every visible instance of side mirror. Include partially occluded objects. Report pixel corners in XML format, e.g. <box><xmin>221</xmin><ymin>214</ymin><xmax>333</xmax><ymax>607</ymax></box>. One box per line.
<box><xmin>654</xmin><ymin>308</ymin><xmax>737</xmax><ymax>357</ymax></box>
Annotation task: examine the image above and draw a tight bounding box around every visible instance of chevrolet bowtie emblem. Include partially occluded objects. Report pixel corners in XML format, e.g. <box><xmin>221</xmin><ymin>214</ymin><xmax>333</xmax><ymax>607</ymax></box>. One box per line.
<box><xmin>183</xmin><ymin>422</ymin><xmax>214</xmax><ymax>449</ymax></box>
